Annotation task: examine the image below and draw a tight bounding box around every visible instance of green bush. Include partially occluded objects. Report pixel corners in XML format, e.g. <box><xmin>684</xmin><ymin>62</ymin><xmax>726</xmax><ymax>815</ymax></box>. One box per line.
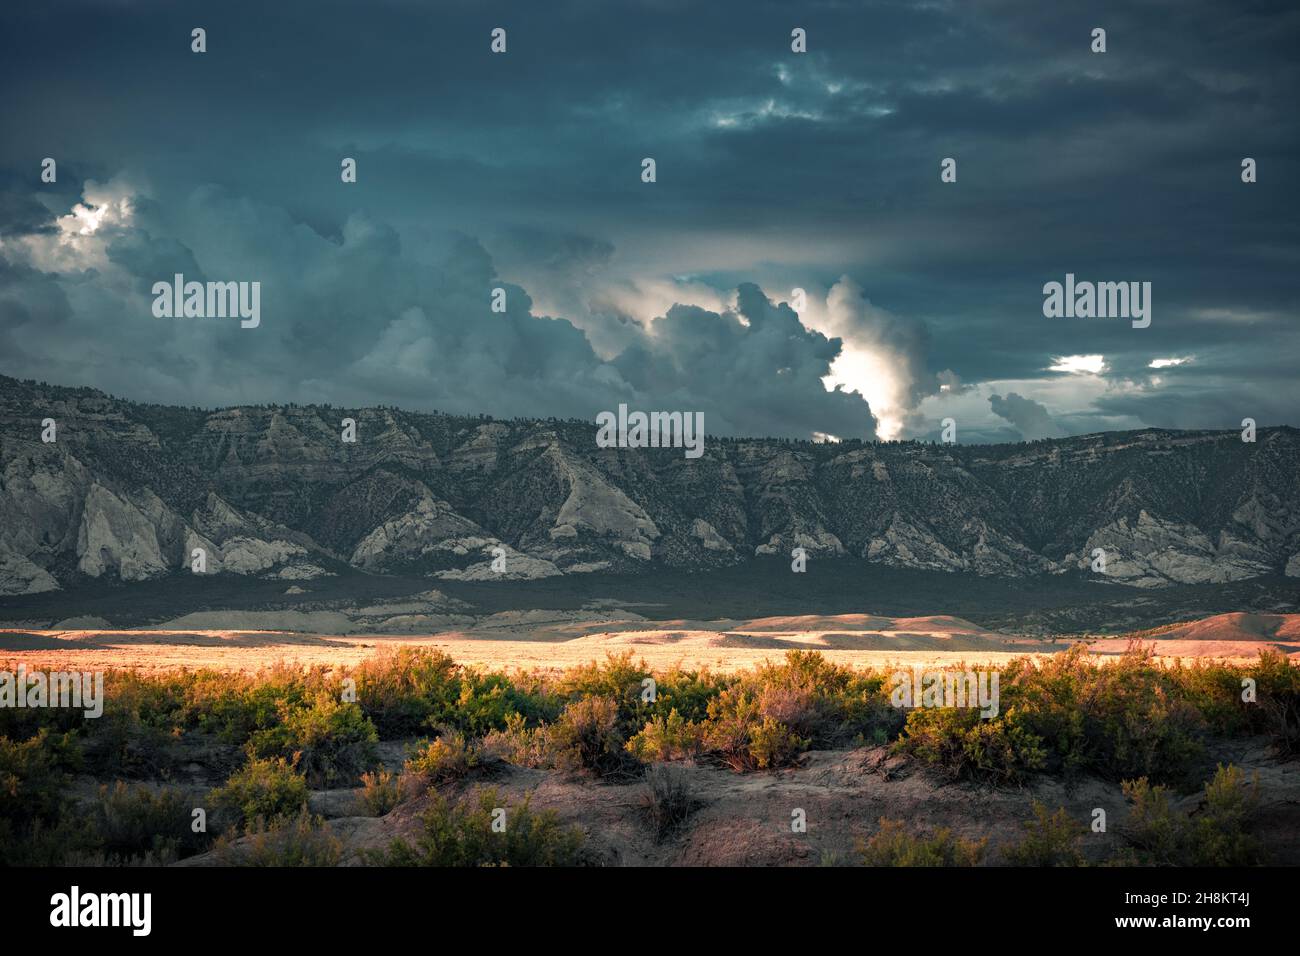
<box><xmin>895</xmin><ymin>647</ymin><xmax>1208</xmax><ymax>785</ymax></box>
<box><xmin>353</xmin><ymin>648</ymin><xmax>463</xmax><ymax>737</ymax></box>
<box><xmin>89</xmin><ymin>781</ymin><xmax>208</xmax><ymax>862</ymax></box>
<box><xmin>1191</xmin><ymin>764</ymin><xmax>1264</xmax><ymax>865</ymax></box>
<box><xmin>358</xmin><ymin>770</ymin><xmax>402</xmax><ymax>816</ymax></box>
<box><xmin>376</xmin><ymin>786</ymin><xmax>587</xmax><ymax>866</ymax></box>
<box><xmin>645</xmin><ymin>665</ymin><xmax>731</xmax><ymax>724</ymax></box>
<box><xmin>246</xmin><ymin>695</ymin><xmax>378</xmax><ymax>787</ymax></box>
<box><xmin>210</xmin><ymin>755</ymin><xmax>309</xmax><ymax>828</ymax></box>
<box><xmin>1074</xmin><ymin>646</ymin><xmax>1205</xmax><ymax>784</ymax></box>
<box><xmin>217</xmin><ymin>809</ymin><xmax>343</xmax><ymax>866</ymax></box>
<box><xmin>453</xmin><ymin>670</ymin><xmax>558</xmax><ymax>737</ymax></box>
<box><xmin>625</xmin><ymin>709</ymin><xmax>705</xmax><ymax>762</ymax></box>
<box><xmin>747</xmin><ymin>651</ymin><xmax>898</xmax><ymax>747</ymax></box>
<box><xmin>1121</xmin><ymin>764</ymin><xmax>1264</xmax><ymax>866</ymax></box>
<box><xmin>1251</xmin><ymin>650</ymin><xmax>1300</xmax><ymax>756</ymax></box>
<box><xmin>481</xmin><ymin>712</ymin><xmax>548</xmax><ymax>768</ymax></box>
<box><xmin>81</xmin><ymin>691</ymin><xmax>177</xmax><ymax>778</ymax></box>
<box><xmin>0</xmin><ymin>730</ymin><xmax>88</xmax><ymax>866</ymax></box>
<box><xmin>1003</xmin><ymin>802</ymin><xmax>1086</xmax><ymax>866</ymax></box>
<box><xmin>552</xmin><ymin>652</ymin><xmax>651</xmax><ymax>723</ymax></box>
<box><xmin>894</xmin><ymin>705</ymin><xmax>1046</xmax><ymax>783</ymax></box>
<box><xmin>0</xmin><ymin>729</ymin><xmax>79</xmax><ymax>829</ymax></box>
<box><xmin>403</xmin><ymin>730</ymin><xmax>479</xmax><ymax>787</ymax></box>
<box><xmin>858</xmin><ymin>817</ymin><xmax>986</xmax><ymax>867</ymax></box>
<box><xmin>748</xmin><ymin>717</ymin><xmax>808</xmax><ymax>770</ymax></box>
<box><xmin>640</xmin><ymin>764</ymin><xmax>701</xmax><ymax>842</ymax></box>
<box><xmin>1120</xmin><ymin>777</ymin><xmax>1182</xmax><ymax>863</ymax></box>
<box><xmin>703</xmin><ymin>689</ymin><xmax>808</xmax><ymax>772</ymax></box>
<box><xmin>545</xmin><ymin>696</ymin><xmax>639</xmax><ymax>777</ymax></box>
<box><xmin>189</xmin><ymin>666</ymin><xmax>315</xmax><ymax>744</ymax></box>
<box><xmin>0</xmin><ymin>815</ymin><xmax>97</xmax><ymax>866</ymax></box>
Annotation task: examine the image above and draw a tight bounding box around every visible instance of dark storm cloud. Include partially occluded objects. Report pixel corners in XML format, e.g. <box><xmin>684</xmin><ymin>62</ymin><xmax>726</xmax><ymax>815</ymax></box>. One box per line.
<box><xmin>989</xmin><ymin>392</ymin><xmax>1061</xmax><ymax>441</ymax></box>
<box><xmin>611</xmin><ymin>284</ymin><xmax>874</xmax><ymax>438</ymax></box>
<box><xmin>0</xmin><ymin>180</ymin><xmax>875</xmax><ymax>438</ymax></box>
<box><xmin>0</xmin><ymin>0</ymin><xmax>1295</xmax><ymax>437</ymax></box>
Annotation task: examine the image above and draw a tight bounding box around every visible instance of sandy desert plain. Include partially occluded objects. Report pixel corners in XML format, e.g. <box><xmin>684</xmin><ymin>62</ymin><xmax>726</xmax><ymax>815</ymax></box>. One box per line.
<box><xmin>3</xmin><ymin>608</ymin><xmax>1299</xmax><ymax>675</ymax></box>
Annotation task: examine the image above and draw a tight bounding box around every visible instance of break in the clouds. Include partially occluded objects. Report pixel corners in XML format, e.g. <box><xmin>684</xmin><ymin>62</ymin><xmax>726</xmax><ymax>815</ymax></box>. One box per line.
<box><xmin>0</xmin><ymin>0</ymin><xmax>1297</xmax><ymax>442</ymax></box>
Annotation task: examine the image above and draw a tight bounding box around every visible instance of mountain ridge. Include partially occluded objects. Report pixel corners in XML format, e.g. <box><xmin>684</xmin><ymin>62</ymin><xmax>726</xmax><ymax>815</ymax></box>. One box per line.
<box><xmin>2</xmin><ymin>374</ymin><xmax>1298</xmax><ymax>596</ymax></box>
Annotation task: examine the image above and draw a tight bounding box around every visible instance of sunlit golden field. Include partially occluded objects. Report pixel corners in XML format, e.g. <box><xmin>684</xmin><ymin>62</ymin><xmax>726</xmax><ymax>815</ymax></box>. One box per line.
<box><xmin>4</xmin><ymin>608</ymin><xmax>1297</xmax><ymax>674</ymax></box>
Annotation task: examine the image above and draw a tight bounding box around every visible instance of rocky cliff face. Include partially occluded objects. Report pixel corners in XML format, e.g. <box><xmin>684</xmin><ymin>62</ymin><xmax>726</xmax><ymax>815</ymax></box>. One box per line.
<box><xmin>2</xmin><ymin>375</ymin><xmax>1298</xmax><ymax>595</ymax></box>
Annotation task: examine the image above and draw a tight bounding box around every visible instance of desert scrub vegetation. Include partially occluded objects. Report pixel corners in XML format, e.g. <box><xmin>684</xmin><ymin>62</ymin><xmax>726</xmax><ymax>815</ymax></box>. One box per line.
<box><xmin>402</xmin><ymin>730</ymin><xmax>480</xmax><ymax>788</ymax></box>
<box><xmin>858</xmin><ymin>817</ymin><xmax>988</xmax><ymax>867</ymax></box>
<box><xmin>244</xmin><ymin>694</ymin><xmax>378</xmax><ymax>787</ymax></box>
<box><xmin>373</xmin><ymin>786</ymin><xmax>588</xmax><ymax>866</ymax></box>
<box><xmin>639</xmin><ymin>764</ymin><xmax>703</xmax><ymax>841</ymax></box>
<box><xmin>209</xmin><ymin>755</ymin><xmax>309</xmax><ymax>828</ymax></box>
<box><xmin>213</xmin><ymin>808</ymin><xmax>343</xmax><ymax>866</ymax></box>
<box><xmin>701</xmin><ymin>688</ymin><xmax>809</xmax><ymax>771</ymax></box>
<box><xmin>625</xmin><ymin>709</ymin><xmax>706</xmax><ymax>761</ymax></box>
<box><xmin>479</xmin><ymin>695</ymin><xmax>641</xmax><ymax>778</ymax></box>
<box><xmin>1120</xmin><ymin>763</ymin><xmax>1265</xmax><ymax>866</ymax></box>
<box><xmin>1</xmin><ymin>644</ymin><xmax>1295</xmax><ymax>865</ymax></box>
<box><xmin>894</xmin><ymin>705</ymin><xmax>1047</xmax><ymax>784</ymax></box>
<box><xmin>1003</xmin><ymin>801</ymin><xmax>1087</xmax><ymax>866</ymax></box>
<box><xmin>0</xmin><ymin>729</ymin><xmax>83</xmax><ymax>865</ymax></box>
<box><xmin>544</xmin><ymin>696</ymin><xmax>640</xmax><ymax>777</ymax></box>
<box><xmin>892</xmin><ymin>644</ymin><xmax>1282</xmax><ymax>787</ymax></box>
<box><xmin>86</xmin><ymin>782</ymin><xmax>209</xmax><ymax>863</ymax></box>
<box><xmin>0</xmin><ymin>733</ymin><xmax>216</xmax><ymax>865</ymax></box>
<box><xmin>358</xmin><ymin>769</ymin><xmax>402</xmax><ymax>816</ymax></box>
<box><xmin>0</xmin><ymin>728</ymin><xmax>78</xmax><ymax>832</ymax></box>
<box><xmin>624</xmin><ymin>650</ymin><xmax>898</xmax><ymax>771</ymax></box>
<box><xmin>352</xmin><ymin>648</ymin><xmax>557</xmax><ymax>738</ymax></box>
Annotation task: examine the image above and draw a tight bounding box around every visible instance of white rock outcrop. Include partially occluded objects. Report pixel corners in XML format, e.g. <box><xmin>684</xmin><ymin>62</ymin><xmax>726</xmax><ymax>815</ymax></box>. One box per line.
<box><xmin>76</xmin><ymin>483</ymin><xmax>169</xmax><ymax>581</ymax></box>
<box><xmin>1079</xmin><ymin>510</ymin><xmax>1273</xmax><ymax>586</ymax></box>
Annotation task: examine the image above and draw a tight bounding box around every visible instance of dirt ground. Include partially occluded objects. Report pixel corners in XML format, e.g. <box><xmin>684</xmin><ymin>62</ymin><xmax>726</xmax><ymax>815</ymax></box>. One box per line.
<box><xmin>175</xmin><ymin>737</ymin><xmax>1300</xmax><ymax>867</ymax></box>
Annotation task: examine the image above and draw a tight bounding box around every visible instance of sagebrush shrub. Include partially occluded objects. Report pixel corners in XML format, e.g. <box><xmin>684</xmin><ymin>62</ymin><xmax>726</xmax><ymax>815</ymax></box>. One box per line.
<box><xmin>218</xmin><ymin>809</ymin><xmax>343</xmax><ymax>867</ymax></box>
<box><xmin>403</xmin><ymin>730</ymin><xmax>479</xmax><ymax>788</ymax></box>
<box><xmin>858</xmin><ymin>817</ymin><xmax>986</xmax><ymax>867</ymax></box>
<box><xmin>640</xmin><ymin>764</ymin><xmax>702</xmax><ymax>841</ymax></box>
<box><xmin>358</xmin><ymin>770</ymin><xmax>402</xmax><ymax>816</ymax></box>
<box><xmin>0</xmin><ymin>730</ymin><xmax>84</xmax><ymax>865</ymax></box>
<box><xmin>90</xmin><ymin>781</ymin><xmax>207</xmax><ymax>862</ymax></box>
<box><xmin>1121</xmin><ymin>763</ymin><xmax>1264</xmax><ymax>866</ymax></box>
<box><xmin>545</xmin><ymin>696</ymin><xmax>638</xmax><ymax>777</ymax></box>
<box><xmin>0</xmin><ymin>729</ymin><xmax>79</xmax><ymax>829</ymax></box>
<box><xmin>210</xmin><ymin>755</ymin><xmax>309</xmax><ymax>828</ymax></box>
<box><xmin>1191</xmin><ymin>764</ymin><xmax>1263</xmax><ymax>865</ymax></box>
<box><xmin>377</xmin><ymin>786</ymin><xmax>587</xmax><ymax>866</ymax></box>
<box><xmin>1251</xmin><ymin>650</ymin><xmax>1300</xmax><ymax>757</ymax></box>
<box><xmin>894</xmin><ymin>705</ymin><xmax>1046</xmax><ymax>783</ymax></box>
<box><xmin>481</xmin><ymin>712</ymin><xmax>548</xmax><ymax>768</ymax></box>
<box><xmin>352</xmin><ymin>648</ymin><xmax>463</xmax><ymax>737</ymax></box>
<box><xmin>246</xmin><ymin>695</ymin><xmax>378</xmax><ymax>787</ymax></box>
<box><xmin>1003</xmin><ymin>801</ymin><xmax>1085</xmax><ymax>866</ymax></box>
<box><xmin>704</xmin><ymin>689</ymin><xmax>808</xmax><ymax>772</ymax></box>
<box><xmin>625</xmin><ymin>709</ymin><xmax>705</xmax><ymax>762</ymax></box>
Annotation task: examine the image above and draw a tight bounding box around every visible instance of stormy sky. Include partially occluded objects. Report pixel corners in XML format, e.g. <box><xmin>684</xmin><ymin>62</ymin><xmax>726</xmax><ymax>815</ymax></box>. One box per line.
<box><xmin>0</xmin><ymin>0</ymin><xmax>1296</xmax><ymax>442</ymax></box>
